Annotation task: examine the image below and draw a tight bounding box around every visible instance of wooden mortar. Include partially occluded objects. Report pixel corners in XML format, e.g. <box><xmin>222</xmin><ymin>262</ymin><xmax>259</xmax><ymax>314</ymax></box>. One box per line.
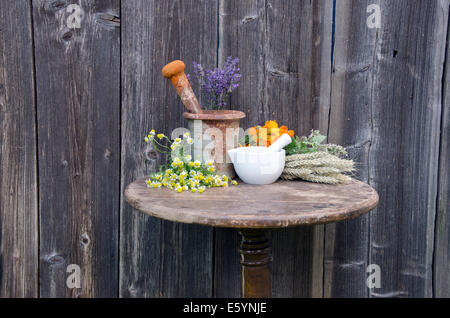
<box><xmin>183</xmin><ymin>110</ymin><xmax>245</xmax><ymax>178</ymax></box>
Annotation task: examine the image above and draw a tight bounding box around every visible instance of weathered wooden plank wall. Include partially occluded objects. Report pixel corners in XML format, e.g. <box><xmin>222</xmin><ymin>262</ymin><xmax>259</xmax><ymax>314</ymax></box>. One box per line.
<box><xmin>0</xmin><ymin>0</ymin><xmax>449</xmax><ymax>298</ymax></box>
<box><xmin>435</xmin><ymin>2</ymin><xmax>450</xmax><ymax>298</ymax></box>
<box><xmin>324</xmin><ymin>0</ymin><xmax>374</xmax><ymax>297</ymax></box>
<box><xmin>32</xmin><ymin>0</ymin><xmax>120</xmax><ymax>297</ymax></box>
<box><xmin>120</xmin><ymin>0</ymin><xmax>217</xmax><ymax>297</ymax></box>
<box><xmin>0</xmin><ymin>0</ymin><xmax>38</xmax><ymax>297</ymax></box>
<box><xmin>327</xmin><ymin>0</ymin><xmax>449</xmax><ymax>297</ymax></box>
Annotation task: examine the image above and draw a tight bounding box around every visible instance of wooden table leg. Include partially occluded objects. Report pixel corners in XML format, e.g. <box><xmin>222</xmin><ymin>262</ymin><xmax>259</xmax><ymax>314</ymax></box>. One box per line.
<box><xmin>238</xmin><ymin>229</ymin><xmax>272</xmax><ymax>298</ymax></box>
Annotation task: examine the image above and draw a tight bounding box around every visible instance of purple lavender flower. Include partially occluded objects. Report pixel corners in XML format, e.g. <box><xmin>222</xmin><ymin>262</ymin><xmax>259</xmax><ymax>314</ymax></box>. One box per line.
<box><xmin>189</xmin><ymin>56</ymin><xmax>241</xmax><ymax>110</ymax></box>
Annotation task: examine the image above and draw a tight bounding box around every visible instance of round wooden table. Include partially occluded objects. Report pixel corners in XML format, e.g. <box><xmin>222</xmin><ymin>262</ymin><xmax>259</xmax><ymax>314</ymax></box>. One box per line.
<box><xmin>125</xmin><ymin>178</ymin><xmax>379</xmax><ymax>298</ymax></box>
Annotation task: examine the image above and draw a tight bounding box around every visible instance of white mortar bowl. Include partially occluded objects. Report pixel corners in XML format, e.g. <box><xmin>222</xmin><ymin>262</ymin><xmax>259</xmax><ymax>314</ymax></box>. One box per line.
<box><xmin>227</xmin><ymin>147</ymin><xmax>286</xmax><ymax>185</ymax></box>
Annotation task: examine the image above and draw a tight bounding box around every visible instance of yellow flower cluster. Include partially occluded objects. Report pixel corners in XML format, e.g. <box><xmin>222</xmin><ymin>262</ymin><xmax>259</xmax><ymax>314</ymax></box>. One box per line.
<box><xmin>145</xmin><ymin>154</ymin><xmax>238</xmax><ymax>193</ymax></box>
<box><xmin>144</xmin><ymin>129</ymin><xmax>197</xmax><ymax>164</ymax></box>
<box><xmin>144</xmin><ymin>129</ymin><xmax>156</xmax><ymax>143</ymax></box>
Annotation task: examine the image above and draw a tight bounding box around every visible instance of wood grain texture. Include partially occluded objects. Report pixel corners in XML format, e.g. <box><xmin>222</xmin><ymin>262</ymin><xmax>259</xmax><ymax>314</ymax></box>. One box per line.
<box><xmin>434</xmin><ymin>5</ymin><xmax>450</xmax><ymax>298</ymax></box>
<box><xmin>325</xmin><ymin>0</ymin><xmax>377</xmax><ymax>298</ymax></box>
<box><xmin>120</xmin><ymin>0</ymin><xmax>218</xmax><ymax>298</ymax></box>
<box><xmin>0</xmin><ymin>0</ymin><xmax>38</xmax><ymax>298</ymax></box>
<box><xmin>125</xmin><ymin>178</ymin><xmax>378</xmax><ymax>228</ymax></box>
<box><xmin>0</xmin><ymin>0</ymin><xmax>447</xmax><ymax>299</ymax></box>
<box><xmin>367</xmin><ymin>0</ymin><xmax>447</xmax><ymax>298</ymax></box>
<box><xmin>216</xmin><ymin>0</ymin><xmax>333</xmax><ymax>298</ymax></box>
<box><xmin>327</xmin><ymin>0</ymin><xmax>448</xmax><ymax>298</ymax></box>
<box><xmin>33</xmin><ymin>0</ymin><xmax>120</xmax><ymax>297</ymax></box>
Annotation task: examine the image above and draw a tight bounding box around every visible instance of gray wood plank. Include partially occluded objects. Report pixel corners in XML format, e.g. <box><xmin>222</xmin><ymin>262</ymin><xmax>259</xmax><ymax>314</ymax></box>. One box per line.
<box><xmin>33</xmin><ymin>0</ymin><xmax>120</xmax><ymax>297</ymax></box>
<box><xmin>327</xmin><ymin>0</ymin><xmax>448</xmax><ymax>297</ymax></box>
<box><xmin>120</xmin><ymin>0</ymin><xmax>218</xmax><ymax>298</ymax></box>
<box><xmin>216</xmin><ymin>0</ymin><xmax>332</xmax><ymax>297</ymax></box>
<box><xmin>0</xmin><ymin>0</ymin><xmax>38</xmax><ymax>298</ymax></box>
<box><xmin>325</xmin><ymin>0</ymin><xmax>376</xmax><ymax>298</ymax></box>
<box><xmin>434</xmin><ymin>3</ymin><xmax>450</xmax><ymax>298</ymax></box>
<box><xmin>367</xmin><ymin>0</ymin><xmax>447</xmax><ymax>298</ymax></box>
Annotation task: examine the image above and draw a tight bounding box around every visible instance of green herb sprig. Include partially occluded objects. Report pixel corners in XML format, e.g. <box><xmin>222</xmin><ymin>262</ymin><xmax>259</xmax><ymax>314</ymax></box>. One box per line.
<box><xmin>285</xmin><ymin>130</ymin><xmax>347</xmax><ymax>157</ymax></box>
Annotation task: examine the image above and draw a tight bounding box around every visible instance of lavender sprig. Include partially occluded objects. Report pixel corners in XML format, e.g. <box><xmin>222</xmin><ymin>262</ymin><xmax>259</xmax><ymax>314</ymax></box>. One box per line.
<box><xmin>189</xmin><ymin>56</ymin><xmax>241</xmax><ymax>110</ymax></box>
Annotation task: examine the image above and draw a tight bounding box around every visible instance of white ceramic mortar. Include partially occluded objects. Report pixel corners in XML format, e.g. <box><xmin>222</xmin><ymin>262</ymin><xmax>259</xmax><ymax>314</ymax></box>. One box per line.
<box><xmin>227</xmin><ymin>147</ymin><xmax>286</xmax><ymax>185</ymax></box>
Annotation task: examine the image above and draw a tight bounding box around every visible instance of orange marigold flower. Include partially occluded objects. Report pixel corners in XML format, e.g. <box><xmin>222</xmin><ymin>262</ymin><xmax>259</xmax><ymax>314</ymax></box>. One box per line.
<box><xmin>243</xmin><ymin>121</ymin><xmax>294</xmax><ymax>147</ymax></box>
<box><xmin>263</xmin><ymin>120</ymin><xmax>278</xmax><ymax>129</ymax></box>
<box><xmin>258</xmin><ymin>128</ymin><xmax>268</xmax><ymax>146</ymax></box>
<box><xmin>279</xmin><ymin>125</ymin><xmax>294</xmax><ymax>137</ymax></box>
<box><xmin>248</xmin><ymin>126</ymin><xmax>258</xmax><ymax>137</ymax></box>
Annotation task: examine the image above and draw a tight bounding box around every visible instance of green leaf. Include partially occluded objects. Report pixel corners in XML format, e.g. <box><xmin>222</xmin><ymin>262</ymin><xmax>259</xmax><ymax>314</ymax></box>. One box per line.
<box><xmin>310</xmin><ymin>134</ymin><xmax>326</xmax><ymax>145</ymax></box>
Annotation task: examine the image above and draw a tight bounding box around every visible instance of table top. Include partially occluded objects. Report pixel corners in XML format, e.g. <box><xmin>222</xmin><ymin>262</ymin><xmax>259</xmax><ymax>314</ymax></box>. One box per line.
<box><xmin>125</xmin><ymin>178</ymin><xmax>379</xmax><ymax>229</ymax></box>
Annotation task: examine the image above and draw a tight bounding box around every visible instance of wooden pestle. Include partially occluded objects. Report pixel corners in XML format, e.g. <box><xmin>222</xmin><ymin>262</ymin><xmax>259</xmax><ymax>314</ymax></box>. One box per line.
<box><xmin>162</xmin><ymin>60</ymin><xmax>202</xmax><ymax>114</ymax></box>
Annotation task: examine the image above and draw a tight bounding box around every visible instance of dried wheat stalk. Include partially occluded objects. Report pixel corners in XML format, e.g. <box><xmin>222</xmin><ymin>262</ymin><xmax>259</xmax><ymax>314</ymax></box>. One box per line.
<box><xmin>281</xmin><ymin>152</ymin><xmax>354</xmax><ymax>184</ymax></box>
